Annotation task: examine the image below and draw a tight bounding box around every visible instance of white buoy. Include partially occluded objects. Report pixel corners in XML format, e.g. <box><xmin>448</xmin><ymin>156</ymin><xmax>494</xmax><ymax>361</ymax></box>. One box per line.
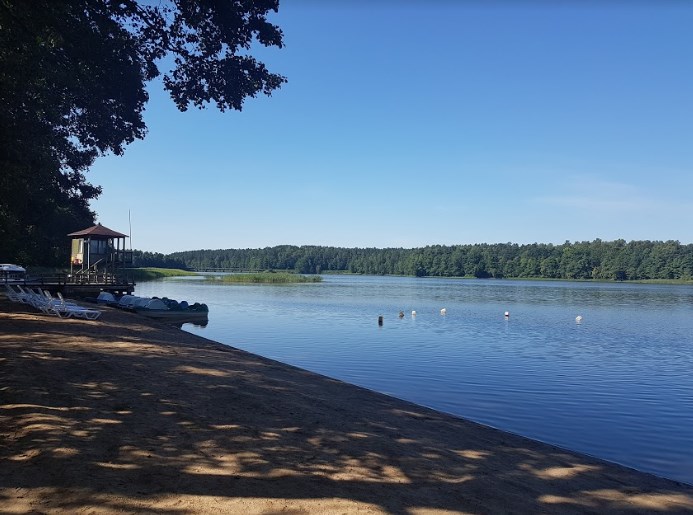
<box><xmin>411</xmin><ymin>310</ymin><xmax>417</xmax><ymax>316</ymax></box>
<box><xmin>440</xmin><ymin>308</ymin><xmax>447</xmax><ymax>315</ymax></box>
<box><xmin>504</xmin><ymin>311</ymin><xmax>510</xmax><ymax>318</ymax></box>
<box><xmin>576</xmin><ymin>315</ymin><xmax>583</xmax><ymax>323</ymax></box>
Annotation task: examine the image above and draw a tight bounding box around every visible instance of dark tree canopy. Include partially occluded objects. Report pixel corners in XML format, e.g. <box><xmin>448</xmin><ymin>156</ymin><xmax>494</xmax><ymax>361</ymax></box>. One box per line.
<box><xmin>0</xmin><ymin>0</ymin><xmax>286</xmax><ymax>265</ymax></box>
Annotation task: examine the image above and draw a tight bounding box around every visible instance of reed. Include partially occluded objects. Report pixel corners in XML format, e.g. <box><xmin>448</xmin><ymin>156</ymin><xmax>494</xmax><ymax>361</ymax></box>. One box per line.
<box><xmin>209</xmin><ymin>272</ymin><xmax>322</xmax><ymax>284</ymax></box>
<box><xmin>127</xmin><ymin>268</ymin><xmax>197</xmax><ymax>281</ymax></box>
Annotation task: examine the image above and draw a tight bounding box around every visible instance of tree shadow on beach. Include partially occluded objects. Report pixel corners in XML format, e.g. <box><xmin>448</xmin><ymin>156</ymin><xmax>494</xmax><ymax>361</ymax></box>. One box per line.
<box><xmin>1</xmin><ymin>304</ymin><xmax>692</xmax><ymax>514</ymax></box>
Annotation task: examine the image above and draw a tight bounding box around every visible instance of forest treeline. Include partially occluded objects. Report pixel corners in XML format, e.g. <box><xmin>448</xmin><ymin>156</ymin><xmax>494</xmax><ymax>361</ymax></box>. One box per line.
<box><xmin>132</xmin><ymin>239</ymin><xmax>693</xmax><ymax>281</ymax></box>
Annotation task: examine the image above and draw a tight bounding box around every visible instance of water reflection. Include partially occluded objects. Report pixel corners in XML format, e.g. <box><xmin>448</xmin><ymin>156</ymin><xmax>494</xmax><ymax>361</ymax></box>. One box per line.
<box><xmin>135</xmin><ymin>275</ymin><xmax>693</xmax><ymax>485</ymax></box>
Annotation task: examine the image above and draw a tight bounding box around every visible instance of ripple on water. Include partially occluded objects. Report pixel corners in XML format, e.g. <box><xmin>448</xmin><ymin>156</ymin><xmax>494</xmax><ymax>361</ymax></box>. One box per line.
<box><xmin>138</xmin><ymin>276</ymin><xmax>693</xmax><ymax>485</ymax></box>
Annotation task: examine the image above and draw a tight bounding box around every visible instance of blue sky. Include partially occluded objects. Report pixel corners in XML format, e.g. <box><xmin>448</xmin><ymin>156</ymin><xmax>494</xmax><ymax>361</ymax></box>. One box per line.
<box><xmin>90</xmin><ymin>1</ymin><xmax>693</xmax><ymax>254</ymax></box>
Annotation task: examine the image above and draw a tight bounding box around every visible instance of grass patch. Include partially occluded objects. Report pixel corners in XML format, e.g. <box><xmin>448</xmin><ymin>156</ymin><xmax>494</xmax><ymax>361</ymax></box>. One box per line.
<box><xmin>127</xmin><ymin>268</ymin><xmax>197</xmax><ymax>281</ymax></box>
<box><xmin>209</xmin><ymin>272</ymin><xmax>322</xmax><ymax>284</ymax></box>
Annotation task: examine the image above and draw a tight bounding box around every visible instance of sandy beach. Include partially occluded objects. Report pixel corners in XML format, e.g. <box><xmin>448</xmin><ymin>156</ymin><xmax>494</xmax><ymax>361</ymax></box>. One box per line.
<box><xmin>1</xmin><ymin>297</ymin><xmax>692</xmax><ymax>514</ymax></box>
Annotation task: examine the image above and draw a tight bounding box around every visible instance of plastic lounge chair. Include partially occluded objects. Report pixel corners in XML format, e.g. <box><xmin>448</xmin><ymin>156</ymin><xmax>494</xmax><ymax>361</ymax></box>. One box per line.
<box><xmin>61</xmin><ymin>307</ymin><xmax>101</xmax><ymax>320</ymax></box>
<box><xmin>37</xmin><ymin>290</ymin><xmax>101</xmax><ymax>320</ymax></box>
<box><xmin>4</xmin><ymin>284</ymin><xmax>24</xmax><ymax>302</ymax></box>
<box><xmin>54</xmin><ymin>302</ymin><xmax>102</xmax><ymax>319</ymax></box>
<box><xmin>53</xmin><ymin>292</ymin><xmax>102</xmax><ymax>319</ymax></box>
<box><xmin>20</xmin><ymin>286</ymin><xmax>53</xmax><ymax>311</ymax></box>
<box><xmin>12</xmin><ymin>285</ymin><xmax>38</xmax><ymax>305</ymax></box>
<box><xmin>32</xmin><ymin>289</ymin><xmax>69</xmax><ymax>316</ymax></box>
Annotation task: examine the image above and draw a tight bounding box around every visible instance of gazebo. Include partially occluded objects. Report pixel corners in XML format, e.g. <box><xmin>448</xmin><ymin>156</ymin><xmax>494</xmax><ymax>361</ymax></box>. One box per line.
<box><xmin>67</xmin><ymin>223</ymin><xmax>133</xmax><ymax>283</ymax></box>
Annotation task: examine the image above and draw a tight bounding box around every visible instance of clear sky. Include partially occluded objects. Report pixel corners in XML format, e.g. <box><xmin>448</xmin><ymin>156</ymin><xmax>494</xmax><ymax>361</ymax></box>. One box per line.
<box><xmin>90</xmin><ymin>1</ymin><xmax>693</xmax><ymax>254</ymax></box>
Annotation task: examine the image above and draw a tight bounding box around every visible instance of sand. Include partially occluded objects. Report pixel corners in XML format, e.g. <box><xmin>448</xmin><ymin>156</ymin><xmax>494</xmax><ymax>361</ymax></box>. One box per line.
<box><xmin>1</xmin><ymin>297</ymin><xmax>692</xmax><ymax>514</ymax></box>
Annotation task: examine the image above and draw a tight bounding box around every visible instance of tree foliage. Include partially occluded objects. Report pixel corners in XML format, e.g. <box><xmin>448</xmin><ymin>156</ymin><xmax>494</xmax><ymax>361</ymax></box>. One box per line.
<box><xmin>0</xmin><ymin>0</ymin><xmax>285</xmax><ymax>265</ymax></box>
<box><xmin>134</xmin><ymin>240</ymin><xmax>693</xmax><ymax>281</ymax></box>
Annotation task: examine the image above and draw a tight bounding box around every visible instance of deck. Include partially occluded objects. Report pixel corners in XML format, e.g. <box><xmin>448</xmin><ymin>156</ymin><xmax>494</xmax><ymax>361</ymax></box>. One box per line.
<box><xmin>15</xmin><ymin>272</ymin><xmax>135</xmax><ymax>297</ymax></box>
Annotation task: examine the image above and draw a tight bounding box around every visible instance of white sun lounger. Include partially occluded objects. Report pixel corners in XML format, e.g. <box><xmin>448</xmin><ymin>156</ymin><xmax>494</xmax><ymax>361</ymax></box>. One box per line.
<box><xmin>5</xmin><ymin>285</ymin><xmax>101</xmax><ymax>320</ymax></box>
<box><xmin>50</xmin><ymin>292</ymin><xmax>102</xmax><ymax>319</ymax></box>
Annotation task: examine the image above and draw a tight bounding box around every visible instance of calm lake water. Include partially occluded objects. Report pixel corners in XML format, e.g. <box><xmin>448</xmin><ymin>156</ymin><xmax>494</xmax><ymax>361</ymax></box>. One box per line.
<box><xmin>134</xmin><ymin>275</ymin><xmax>693</xmax><ymax>485</ymax></box>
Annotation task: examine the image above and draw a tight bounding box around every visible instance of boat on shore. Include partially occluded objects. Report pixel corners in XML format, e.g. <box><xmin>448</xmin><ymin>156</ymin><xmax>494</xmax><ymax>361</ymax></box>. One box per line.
<box><xmin>132</xmin><ymin>297</ymin><xmax>209</xmax><ymax>318</ymax></box>
<box><xmin>97</xmin><ymin>292</ymin><xmax>209</xmax><ymax>325</ymax></box>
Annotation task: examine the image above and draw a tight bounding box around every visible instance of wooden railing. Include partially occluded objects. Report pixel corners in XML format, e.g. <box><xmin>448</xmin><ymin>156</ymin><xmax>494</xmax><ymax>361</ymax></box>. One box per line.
<box><xmin>20</xmin><ymin>272</ymin><xmax>132</xmax><ymax>286</ymax></box>
<box><xmin>69</xmin><ymin>271</ymin><xmax>120</xmax><ymax>285</ymax></box>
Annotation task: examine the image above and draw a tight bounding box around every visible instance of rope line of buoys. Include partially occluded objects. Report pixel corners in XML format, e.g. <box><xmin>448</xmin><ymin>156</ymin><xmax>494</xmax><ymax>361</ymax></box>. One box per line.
<box><xmin>378</xmin><ymin>310</ymin><xmax>585</xmax><ymax>324</ymax></box>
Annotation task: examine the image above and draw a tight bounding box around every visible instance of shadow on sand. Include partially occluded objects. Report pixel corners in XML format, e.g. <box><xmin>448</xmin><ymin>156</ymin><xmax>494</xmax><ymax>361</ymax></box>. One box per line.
<box><xmin>1</xmin><ymin>301</ymin><xmax>692</xmax><ymax>514</ymax></box>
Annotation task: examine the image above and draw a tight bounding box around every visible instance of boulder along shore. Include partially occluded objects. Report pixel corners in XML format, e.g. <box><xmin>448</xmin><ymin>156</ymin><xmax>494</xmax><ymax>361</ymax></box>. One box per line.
<box><xmin>1</xmin><ymin>298</ymin><xmax>692</xmax><ymax>514</ymax></box>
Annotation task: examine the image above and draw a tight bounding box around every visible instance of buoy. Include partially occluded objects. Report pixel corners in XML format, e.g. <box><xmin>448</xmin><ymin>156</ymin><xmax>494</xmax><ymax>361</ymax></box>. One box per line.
<box><xmin>504</xmin><ymin>311</ymin><xmax>510</xmax><ymax>318</ymax></box>
<box><xmin>378</xmin><ymin>315</ymin><xmax>383</xmax><ymax>326</ymax></box>
<box><xmin>440</xmin><ymin>308</ymin><xmax>447</xmax><ymax>315</ymax></box>
<box><xmin>411</xmin><ymin>310</ymin><xmax>417</xmax><ymax>316</ymax></box>
<box><xmin>398</xmin><ymin>311</ymin><xmax>405</xmax><ymax>318</ymax></box>
<box><xmin>576</xmin><ymin>315</ymin><xmax>583</xmax><ymax>323</ymax></box>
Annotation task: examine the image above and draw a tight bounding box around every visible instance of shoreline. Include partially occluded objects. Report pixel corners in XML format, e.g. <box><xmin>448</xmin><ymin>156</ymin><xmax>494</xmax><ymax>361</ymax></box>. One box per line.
<box><xmin>2</xmin><ymin>299</ymin><xmax>692</xmax><ymax>514</ymax></box>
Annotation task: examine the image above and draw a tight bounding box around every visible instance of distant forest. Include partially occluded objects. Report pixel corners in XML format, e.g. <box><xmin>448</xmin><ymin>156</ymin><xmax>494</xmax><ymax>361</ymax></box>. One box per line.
<box><xmin>131</xmin><ymin>240</ymin><xmax>693</xmax><ymax>281</ymax></box>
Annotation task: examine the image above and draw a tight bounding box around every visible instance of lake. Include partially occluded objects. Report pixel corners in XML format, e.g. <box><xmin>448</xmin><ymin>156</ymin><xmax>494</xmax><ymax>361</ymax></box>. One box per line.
<box><xmin>133</xmin><ymin>274</ymin><xmax>693</xmax><ymax>485</ymax></box>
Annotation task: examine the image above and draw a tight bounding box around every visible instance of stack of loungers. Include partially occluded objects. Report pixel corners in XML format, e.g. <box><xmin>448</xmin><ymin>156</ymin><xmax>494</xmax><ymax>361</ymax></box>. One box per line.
<box><xmin>3</xmin><ymin>284</ymin><xmax>102</xmax><ymax>319</ymax></box>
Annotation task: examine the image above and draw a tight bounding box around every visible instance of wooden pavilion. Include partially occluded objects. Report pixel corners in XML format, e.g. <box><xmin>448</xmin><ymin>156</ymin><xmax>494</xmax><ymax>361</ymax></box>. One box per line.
<box><xmin>64</xmin><ymin>223</ymin><xmax>134</xmax><ymax>295</ymax></box>
<box><xmin>20</xmin><ymin>223</ymin><xmax>134</xmax><ymax>297</ymax></box>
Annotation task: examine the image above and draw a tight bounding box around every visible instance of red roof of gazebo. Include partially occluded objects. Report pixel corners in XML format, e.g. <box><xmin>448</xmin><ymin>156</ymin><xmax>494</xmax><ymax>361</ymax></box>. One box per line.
<box><xmin>67</xmin><ymin>223</ymin><xmax>128</xmax><ymax>239</ymax></box>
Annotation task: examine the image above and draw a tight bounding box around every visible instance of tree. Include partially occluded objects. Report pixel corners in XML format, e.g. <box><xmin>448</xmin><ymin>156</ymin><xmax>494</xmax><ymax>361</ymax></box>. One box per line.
<box><xmin>0</xmin><ymin>0</ymin><xmax>286</xmax><ymax>264</ymax></box>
